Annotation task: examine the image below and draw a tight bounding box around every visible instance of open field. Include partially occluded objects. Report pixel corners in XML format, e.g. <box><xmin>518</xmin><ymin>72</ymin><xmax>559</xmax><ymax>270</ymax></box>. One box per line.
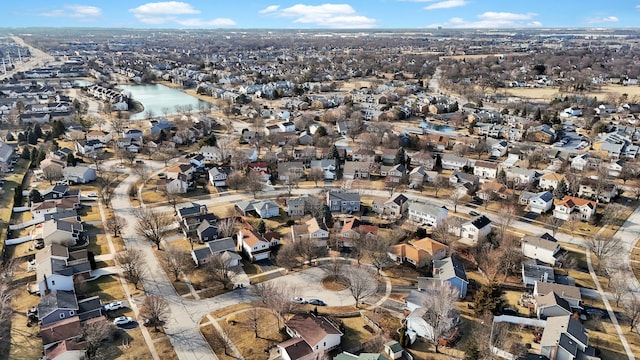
<box><xmin>503</xmin><ymin>84</ymin><xmax>640</xmax><ymax>102</ymax></box>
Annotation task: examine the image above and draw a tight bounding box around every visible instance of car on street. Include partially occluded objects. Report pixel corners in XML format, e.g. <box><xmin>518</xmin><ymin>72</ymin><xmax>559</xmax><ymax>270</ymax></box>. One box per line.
<box><xmin>85</xmin><ymin>192</ymin><xmax>98</xmax><ymax>198</ymax></box>
<box><xmin>308</xmin><ymin>299</ymin><xmax>326</xmax><ymax>306</ymax></box>
<box><xmin>292</xmin><ymin>297</ymin><xmax>307</xmax><ymax>304</ymax></box>
<box><xmin>113</xmin><ymin>316</ymin><xmax>133</xmax><ymax>326</ymax></box>
<box><xmin>469</xmin><ymin>210</ymin><xmax>480</xmax><ymax>217</ymax></box>
<box><xmin>103</xmin><ymin>301</ymin><xmax>124</xmax><ymax>311</ymax></box>
<box><xmin>116</xmin><ymin>164</ymin><xmax>125</xmax><ymax>169</ymax></box>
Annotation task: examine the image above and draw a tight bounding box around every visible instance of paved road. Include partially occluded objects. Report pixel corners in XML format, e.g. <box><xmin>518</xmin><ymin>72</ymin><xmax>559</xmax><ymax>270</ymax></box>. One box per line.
<box><xmin>0</xmin><ymin>36</ymin><xmax>54</xmax><ymax>81</ymax></box>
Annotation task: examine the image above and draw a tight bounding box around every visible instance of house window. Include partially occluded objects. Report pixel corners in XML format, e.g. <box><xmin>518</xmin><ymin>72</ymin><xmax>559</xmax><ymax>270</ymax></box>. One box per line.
<box><xmin>60</xmin><ymin>313</ymin><xmax>65</xmax><ymax>319</ymax></box>
<box><xmin>51</xmin><ymin>280</ymin><xmax>55</xmax><ymax>285</ymax></box>
<box><xmin>69</xmin><ymin>310</ymin><xmax>74</xmax><ymax>315</ymax></box>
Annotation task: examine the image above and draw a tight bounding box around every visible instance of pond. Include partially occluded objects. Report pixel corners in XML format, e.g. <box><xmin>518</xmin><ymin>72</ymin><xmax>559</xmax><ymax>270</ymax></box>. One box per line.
<box><xmin>419</xmin><ymin>120</ymin><xmax>455</xmax><ymax>133</ymax></box>
<box><xmin>117</xmin><ymin>83</ymin><xmax>211</xmax><ymax>120</ymax></box>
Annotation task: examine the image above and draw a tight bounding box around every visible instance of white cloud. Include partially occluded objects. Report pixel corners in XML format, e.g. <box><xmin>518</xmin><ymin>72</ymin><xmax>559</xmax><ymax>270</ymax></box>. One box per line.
<box><xmin>428</xmin><ymin>11</ymin><xmax>541</xmax><ymax>28</ymax></box>
<box><xmin>174</xmin><ymin>18</ymin><xmax>236</xmax><ymax>27</ymax></box>
<box><xmin>587</xmin><ymin>16</ymin><xmax>619</xmax><ymax>24</ymax></box>
<box><xmin>128</xmin><ymin>1</ymin><xmax>235</xmax><ymax>27</ymax></box>
<box><xmin>260</xmin><ymin>3</ymin><xmax>377</xmax><ymax>28</ymax></box>
<box><xmin>41</xmin><ymin>5</ymin><xmax>102</xmax><ymax>21</ymax></box>
<box><xmin>259</xmin><ymin>5</ymin><xmax>280</xmax><ymax>14</ymax></box>
<box><xmin>424</xmin><ymin>0</ymin><xmax>468</xmax><ymax>10</ymax></box>
<box><xmin>129</xmin><ymin>1</ymin><xmax>199</xmax><ymax>16</ymax></box>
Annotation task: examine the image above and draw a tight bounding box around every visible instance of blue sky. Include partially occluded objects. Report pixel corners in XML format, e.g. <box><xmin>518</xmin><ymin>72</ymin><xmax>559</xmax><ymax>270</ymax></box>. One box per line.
<box><xmin>1</xmin><ymin>1</ymin><xmax>639</xmax><ymax>29</ymax></box>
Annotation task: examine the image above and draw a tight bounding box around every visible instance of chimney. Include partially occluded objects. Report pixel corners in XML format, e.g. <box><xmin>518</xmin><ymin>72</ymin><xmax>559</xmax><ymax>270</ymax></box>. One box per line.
<box><xmin>200</xmin><ymin>205</ymin><xmax>206</xmax><ymax>215</ymax></box>
<box><xmin>43</xmin><ymin>274</ymin><xmax>50</xmax><ymax>295</ymax></box>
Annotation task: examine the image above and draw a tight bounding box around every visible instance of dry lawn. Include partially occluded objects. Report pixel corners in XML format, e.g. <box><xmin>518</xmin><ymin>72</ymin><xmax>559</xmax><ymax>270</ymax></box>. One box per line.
<box><xmin>78</xmin><ymin>274</ymin><xmax>126</xmax><ymax>302</ymax></box>
<box><xmin>586</xmin><ymin>319</ymin><xmax>640</xmax><ymax>360</ymax></box>
<box><xmin>340</xmin><ymin>316</ymin><xmax>376</xmax><ymax>350</ymax></box>
<box><xmin>219</xmin><ymin>308</ymin><xmax>287</xmax><ymax>360</ymax></box>
<box><xmin>7</xmin><ymin>289</ymin><xmax>42</xmax><ymax>360</ymax></box>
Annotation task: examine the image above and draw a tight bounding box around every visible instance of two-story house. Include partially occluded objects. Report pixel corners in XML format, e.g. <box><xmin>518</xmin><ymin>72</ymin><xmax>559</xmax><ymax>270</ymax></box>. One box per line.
<box><xmin>237</xmin><ymin>228</ymin><xmax>279</xmax><ymax>261</ymax></box>
<box><xmin>407</xmin><ymin>201</ymin><xmax>448</xmax><ymax>227</ymax></box>
<box><xmin>290</xmin><ymin>218</ymin><xmax>330</xmax><ymax>247</ymax></box>
<box><xmin>539</xmin><ymin>172</ymin><xmax>566</xmax><ymax>191</ymax></box>
<box><xmin>529</xmin><ymin>191</ymin><xmax>554</xmax><ymax>214</ymax></box>
<box><xmin>372</xmin><ymin>193</ymin><xmax>409</xmax><ymax>218</ymax></box>
<box><xmin>522</xmin><ymin>234</ymin><xmax>560</xmax><ymax>266</ymax></box>
<box><xmin>277</xmin><ymin>313</ymin><xmax>343</xmax><ymax>359</ymax></box>
<box><xmin>190</xmin><ymin>237</ymin><xmax>240</xmax><ymax>267</ymax></box>
<box><xmin>473</xmin><ymin>160</ymin><xmax>499</xmax><ymax>179</ymax></box>
<box><xmin>553</xmin><ymin>196</ymin><xmax>597</xmax><ymax>221</ymax></box>
<box><xmin>208</xmin><ymin>167</ymin><xmax>229</xmax><ymax>187</ymax></box>
<box><xmin>326</xmin><ymin>191</ymin><xmax>361</xmax><ymax>213</ymax></box>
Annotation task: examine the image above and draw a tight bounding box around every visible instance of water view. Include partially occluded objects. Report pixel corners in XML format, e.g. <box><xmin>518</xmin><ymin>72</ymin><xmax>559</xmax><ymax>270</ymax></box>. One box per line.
<box><xmin>117</xmin><ymin>83</ymin><xmax>211</xmax><ymax>120</ymax></box>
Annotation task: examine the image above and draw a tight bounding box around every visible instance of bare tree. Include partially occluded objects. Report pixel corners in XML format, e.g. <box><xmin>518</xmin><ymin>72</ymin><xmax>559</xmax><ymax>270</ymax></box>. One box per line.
<box><xmin>308</xmin><ymin>167</ymin><xmax>324</xmax><ymax>187</ymax></box>
<box><xmin>565</xmin><ymin>213</ymin><xmax>582</xmax><ymax>240</ymax></box>
<box><xmin>226</xmin><ymin>170</ymin><xmax>245</xmax><ymax>190</ymax></box>
<box><xmin>624</xmin><ymin>294</ymin><xmax>640</xmax><ymax>332</ymax></box>
<box><xmin>217</xmin><ymin>217</ymin><xmax>237</xmax><ymax>238</ymax></box>
<box><xmin>448</xmin><ymin>191</ymin><xmax>462</xmax><ymax>213</ymax></box>
<box><xmin>432</xmin><ymin>221</ymin><xmax>454</xmax><ymax>246</ymax></box>
<box><xmin>606</xmin><ymin>267</ymin><xmax>631</xmax><ymax>307</ymax></box>
<box><xmin>245</xmin><ymin>170</ymin><xmax>264</xmax><ymax>197</ymax></box>
<box><xmin>105</xmin><ymin>215</ymin><xmax>126</xmax><ymax>237</ymax></box>
<box><xmin>602</xmin><ymin>203</ymin><xmax>627</xmax><ymax>229</ymax></box>
<box><xmin>245</xmin><ymin>305</ymin><xmax>261</xmax><ymax>338</ymax></box>
<box><xmin>346</xmin><ymin>266</ymin><xmax>377</xmax><ymax>308</ymax></box>
<box><xmin>587</xmin><ymin>234</ymin><xmax>623</xmax><ymax>261</ymax></box>
<box><xmin>134</xmin><ymin>208</ymin><xmax>172</xmax><ymax>250</ymax></box>
<box><xmin>419</xmin><ymin>281</ymin><xmax>460</xmax><ymax>353</ymax></box>
<box><xmin>431</xmin><ymin>176</ymin><xmax>447</xmax><ymax>198</ymax></box>
<box><xmin>204</xmin><ymin>252</ymin><xmax>236</xmax><ymax>289</ymax></box>
<box><xmin>252</xmin><ymin>282</ymin><xmax>296</xmax><ymax>329</ymax></box>
<box><xmin>495</xmin><ymin>206</ymin><xmax>517</xmax><ymax>243</ymax></box>
<box><xmin>160</xmin><ymin>245</ymin><xmax>191</xmax><ymax>281</ymax></box>
<box><xmin>139</xmin><ymin>294</ymin><xmax>171</xmax><ymax>332</ymax></box>
<box><xmin>209</xmin><ymin>322</ymin><xmax>234</xmax><ymax>356</ymax></box>
<box><xmin>115</xmin><ymin>249</ymin><xmax>146</xmax><ymax>289</ymax></box>
<box><xmin>82</xmin><ymin>318</ymin><xmax>117</xmax><ymax>360</ymax></box>
<box><xmin>323</xmin><ymin>256</ymin><xmax>345</xmax><ymax>281</ymax></box>
<box><xmin>276</xmin><ymin>243</ymin><xmax>300</xmax><ymax>270</ymax></box>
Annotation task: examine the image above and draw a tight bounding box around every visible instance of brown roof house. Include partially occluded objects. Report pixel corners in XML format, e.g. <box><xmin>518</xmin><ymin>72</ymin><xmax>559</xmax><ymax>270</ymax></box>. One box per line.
<box><xmin>388</xmin><ymin>237</ymin><xmax>448</xmax><ymax>268</ymax></box>
<box><xmin>275</xmin><ymin>313</ymin><xmax>343</xmax><ymax>360</ymax></box>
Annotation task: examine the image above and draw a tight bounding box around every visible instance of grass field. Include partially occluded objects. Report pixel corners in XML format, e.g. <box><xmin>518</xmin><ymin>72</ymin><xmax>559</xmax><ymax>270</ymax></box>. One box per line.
<box><xmin>503</xmin><ymin>84</ymin><xmax>640</xmax><ymax>102</ymax></box>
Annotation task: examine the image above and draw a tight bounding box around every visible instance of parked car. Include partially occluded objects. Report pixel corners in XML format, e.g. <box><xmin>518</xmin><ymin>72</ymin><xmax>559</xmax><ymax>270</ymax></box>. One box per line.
<box><xmin>85</xmin><ymin>192</ymin><xmax>98</xmax><ymax>198</ymax></box>
<box><xmin>292</xmin><ymin>297</ymin><xmax>307</xmax><ymax>304</ymax></box>
<box><xmin>469</xmin><ymin>210</ymin><xmax>480</xmax><ymax>217</ymax></box>
<box><xmin>308</xmin><ymin>299</ymin><xmax>326</xmax><ymax>306</ymax></box>
<box><xmin>34</xmin><ymin>239</ymin><xmax>45</xmax><ymax>250</ymax></box>
<box><xmin>103</xmin><ymin>301</ymin><xmax>124</xmax><ymax>311</ymax></box>
<box><xmin>113</xmin><ymin>316</ymin><xmax>133</xmax><ymax>326</ymax></box>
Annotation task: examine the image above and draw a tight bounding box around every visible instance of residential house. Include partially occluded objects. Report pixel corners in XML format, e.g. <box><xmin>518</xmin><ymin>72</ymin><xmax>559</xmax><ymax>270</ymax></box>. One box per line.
<box><xmin>44</xmin><ymin>339</ymin><xmax>86</xmax><ymax>360</ymax></box>
<box><xmin>407</xmin><ymin>201</ymin><xmax>448</xmax><ymax>227</ymax></box>
<box><xmin>235</xmin><ymin>200</ymin><xmax>280</xmax><ymax>218</ymax></box>
<box><xmin>86</xmin><ymin>130</ymin><xmax>112</xmax><ymax>143</ymax></box>
<box><xmin>571</xmin><ymin>153</ymin><xmax>598</xmax><ymax>171</ymax></box>
<box><xmin>165</xmin><ymin>163</ymin><xmax>195</xmax><ymax>181</ymax></box>
<box><xmin>277</xmin><ymin>313</ymin><xmax>343</xmax><ymax>359</ymax></box>
<box><xmin>208</xmin><ymin>167</ymin><xmax>228</xmax><ymax>187</ymax></box>
<box><xmin>189</xmin><ymin>154</ymin><xmax>206</xmax><ymax>168</ymax></box>
<box><xmin>540</xmin><ymin>316</ymin><xmax>596</xmax><ymax>360</ymax></box>
<box><xmin>176</xmin><ymin>203</ymin><xmax>217</xmax><ymax>234</ymax></box>
<box><xmin>326</xmin><ymin>191</ymin><xmax>361</xmax><ymax>213</ymax></box>
<box><xmin>40</xmin><ymin>158</ymin><xmax>66</xmax><ymax>180</ymax></box>
<box><xmin>384</xmin><ymin>341</ymin><xmax>404</xmax><ymax>360</ymax></box>
<box><xmin>162</xmin><ymin>175</ymin><xmax>189</xmax><ymax>194</ymax></box>
<box><xmin>39</xmin><ymin>218</ymin><xmax>83</xmax><ymax>247</ymax></box>
<box><xmin>384</xmin><ymin>164</ymin><xmax>406</xmax><ymax>183</ymax></box>
<box><xmin>578</xmin><ymin>181</ymin><xmax>616</xmax><ymax>203</ymax></box>
<box><xmin>522</xmin><ymin>259</ymin><xmax>555</xmax><ymax>286</ymax></box>
<box><xmin>309</xmin><ymin>159</ymin><xmax>337</xmax><ymax>180</ymax></box>
<box><xmin>199</xmin><ymin>145</ymin><xmax>222</xmax><ymax>162</ymax></box>
<box><xmin>190</xmin><ymin>237</ymin><xmax>240</xmax><ymax>266</ymax></box>
<box><xmin>36</xmin><ymin>245</ymin><xmax>91</xmax><ymax>294</ymax></box>
<box><xmin>74</xmin><ymin>139</ymin><xmax>104</xmax><ymax>157</ymax></box>
<box><xmin>441</xmin><ymin>154</ymin><xmax>471</xmax><ymax>171</ymax></box>
<box><xmin>539</xmin><ymin>172</ymin><xmax>566</xmax><ymax>191</ymax></box>
<box><xmin>534</xmin><ymin>281</ymin><xmax>582</xmax><ymax>310</ymax></box>
<box><xmin>31</xmin><ymin>198</ymin><xmax>81</xmax><ymax>220</ymax></box>
<box><xmin>339</xmin><ymin>218</ymin><xmax>378</xmax><ymax>248</ymax></box>
<box><xmin>76</xmin><ymin>296</ymin><xmax>103</xmax><ymax>321</ymax></box>
<box><xmin>409</xmin><ymin>166</ymin><xmax>429</xmax><ymax>188</ymax></box>
<box><xmin>286</xmin><ymin>196</ymin><xmax>308</xmax><ymax>217</ymax></box>
<box><xmin>342</xmin><ymin>161</ymin><xmax>377</xmax><ymax>180</ymax></box>
<box><xmin>40</xmin><ymin>184</ymin><xmax>79</xmax><ymax>201</ymax></box>
<box><xmin>278</xmin><ymin>161</ymin><xmax>305</xmax><ymax>182</ymax></box>
<box><xmin>449</xmin><ymin>172</ymin><xmax>479</xmax><ymax>188</ymax></box>
<box><xmin>62</xmin><ymin>165</ymin><xmax>96</xmax><ymax>184</ymax></box>
<box><xmin>553</xmin><ymin>196</ymin><xmax>597</xmax><ymax>221</ymax></box>
<box><xmin>479</xmin><ymin>181</ymin><xmax>513</xmax><ymax>200</ymax></box>
<box><xmin>529</xmin><ymin>191</ymin><xmax>554</xmax><ymax>214</ymax></box>
<box><xmin>473</xmin><ymin>160</ymin><xmax>499</xmax><ymax>179</ymax></box>
<box><xmin>506</xmin><ymin>167</ymin><xmax>541</xmax><ymax>185</ymax></box>
<box><xmin>237</xmin><ymin>228</ymin><xmax>279</xmax><ymax>261</ymax></box>
<box><xmin>0</xmin><ymin>141</ymin><xmax>15</xmax><ymax>171</ymax></box>
<box><xmin>40</xmin><ymin>317</ymin><xmax>82</xmax><ymax>350</ymax></box>
<box><xmin>334</xmin><ymin>352</ymin><xmax>385</xmax><ymax>360</ymax></box>
<box><xmin>527</xmin><ymin>124</ymin><xmax>556</xmax><ymax>144</ymax></box>
<box><xmin>451</xmin><ymin>215</ymin><xmax>492</xmax><ymax>244</ymax></box>
<box><xmin>536</xmin><ymin>291</ymin><xmax>573</xmax><ymax>319</ymax></box>
<box><xmin>37</xmin><ymin>290</ymin><xmax>79</xmax><ymax>326</ymax></box>
<box><xmin>409</xmin><ymin>151</ymin><xmax>435</xmax><ymax>169</ymax></box>
<box><xmin>351</xmin><ymin>148</ymin><xmax>377</xmax><ymax>162</ymax></box>
<box><xmin>372</xmin><ymin>193</ymin><xmax>409</xmax><ymax>218</ymax></box>
<box><xmin>389</xmin><ymin>237</ymin><xmax>448</xmax><ymax>268</ymax></box>
<box><xmin>490</xmin><ymin>140</ymin><xmax>509</xmax><ymax>157</ymax></box>
<box><xmin>196</xmin><ymin>220</ymin><xmax>219</xmax><ymax>242</ymax></box>
<box><xmin>291</xmin><ymin>218</ymin><xmax>330</xmax><ymax>247</ymax></box>
<box><xmin>522</xmin><ymin>235</ymin><xmax>561</xmax><ymax>265</ymax></box>
<box><xmin>404</xmin><ymin>287</ymin><xmax>460</xmax><ymax>344</ymax></box>
<box><xmin>433</xmin><ymin>257</ymin><xmax>469</xmax><ymax>298</ymax></box>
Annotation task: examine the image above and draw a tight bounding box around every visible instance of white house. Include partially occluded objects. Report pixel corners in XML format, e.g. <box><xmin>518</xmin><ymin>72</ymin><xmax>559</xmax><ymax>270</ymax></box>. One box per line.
<box><xmin>441</xmin><ymin>154</ymin><xmax>471</xmax><ymax>171</ymax></box>
<box><xmin>199</xmin><ymin>145</ymin><xmax>222</xmax><ymax>162</ymax></box>
<box><xmin>278</xmin><ymin>313</ymin><xmax>343</xmax><ymax>359</ymax></box>
<box><xmin>291</xmin><ymin>218</ymin><xmax>330</xmax><ymax>247</ymax></box>
<box><xmin>235</xmin><ymin>200</ymin><xmax>280</xmax><ymax>219</ymax></box>
<box><xmin>408</xmin><ymin>202</ymin><xmax>448</xmax><ymax>227</ymax></box>
<box><xmin>62</xmin><ymin>165</ymin><xmax>97</xmax><ymax>184</ymax></box>
<box><xmin>553</xmin><ymin>196</ymin><xmax>597</xmax><ymax>221</ymax></box>
<box><xmin>522</xmin><ymin>235</ymin><xmax>560</xmax><ymax>266</ymax></box>
<box><xmin>208</xmin><ymin>167</ymin><xmax>228</xmax><ymax>187</ymax></box>
<box><xmin>529</xmin><ymin>191</ymin><xmax>554</xmax><ymax>214</ymax></box>
<box><xmin>190</xmin><ymin>237</ymin><xmax>240</xmax><ymax>267</ymax></box>
<box><xmin>456</xmin><ymin>215</ymin><xmax>492</xmax><ymax>244</ymax></box>
<box><xmin>539</xmin><ymin>173</ymin><xmax>565</xmax><ymax>191</ymax></box>
<box><xmin>473</xmin><ymin>160</ymin><xmax>499</xmax><ymax>179</ymax></box>
<box><xmin>237</xmin><ymin>229</ymin><xmax>278</xmax><ymax>261</ymax></box>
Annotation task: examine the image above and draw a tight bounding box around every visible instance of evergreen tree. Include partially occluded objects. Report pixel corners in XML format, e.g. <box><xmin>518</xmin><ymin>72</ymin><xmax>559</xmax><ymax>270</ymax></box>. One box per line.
<box><xmin>36</xmin><ymin>149</ymin><xmax>45</xmax><ymax>167</ymax></box>
<box><xmin>51</xmin><ymin>120</ymin><xmax>66</xmax><ymax>138</ymax></box>
<box><xmin>321</xmin><ymin>204</ymin><xmax>334</xmax><ymax>228</ymax></box>
<box><xmin>17</xmin><ymin>132</ymin><xmax>26</xmax><ymax>142</ymax></box>
<box><xmin>29</xmin><ymin>147</ymin><xmax>39</xmax><ymax>167</ymax></box>
<box><xmin>67</xmin><ymin>153</ymin><xmax>77</xmax><ymax>167</ymax></box>
<box><xmin>6</xmin><ymin>133</ymin><xmax>15</xmax><ymax>142</ymax></box>
<box><xmin>435</xmin><ymin>154</ymin><xmax>443</xmax><ymax>171</ymax></box>
<box><xmin>463</xmin><ymin>337</ymin><xmax>480</xmax><ymax>360</ymax></box>
<box><xmin>554</xmin><ymin>179</ymin><xmax>568</xmax><ymax>198</ymax></box>
<box><xmin>13</xmin><ymin>185</ymin><xmax>23</xmax><ymax>206</ymax></box>
<box><xmin>328</xmin><ymin>144</ymin><xmax>339</xmax><ymax>160</ymax></box>
<box><xmin>29</xmin><ymin>189</ymin><xmax>43</xmax><ymax>204</ymax></box>
<box><xmin>534</xmin><ymin>107</ymin><xmax>542</xmax><ymax>121</ymax></box>
<box><xmin>27</xmin><ymin>130</ymin><xmax>38</xmax><ymax>145</ymax></box>
<box><xmin>394</xmin><ymin>147</ymin><xmax>406</xmax><ymax>166</ymax></box>
<box><xmin>21</xmin><ymin>146</ymin><xmax>30</xmax><ymax>160</ymax></box>
<box><xmin>497</xmin><ymin>169</ymin><xmax>507</xmax><ymax>184</ymax></box>
<box><xmin>33</xmin><ymin>123</ymin><xmax>43</xmax><ymax>139</ymax></box>
<box><xmin>256</xmin><ymin>220</ymin><xmax>266</xmax><ymax>234</ymax></box>
<box><xmin>473</xmin><ymin>282</ymin><xmax>506</xmax><ymax>315</ymax></box>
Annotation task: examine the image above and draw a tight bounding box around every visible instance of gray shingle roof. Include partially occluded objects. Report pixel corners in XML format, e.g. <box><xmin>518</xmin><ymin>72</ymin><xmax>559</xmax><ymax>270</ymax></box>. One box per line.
<box><xmin>433</xmin><ymin>257</ymin><xmax>468</xmax><ymax>283</ymax></box>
